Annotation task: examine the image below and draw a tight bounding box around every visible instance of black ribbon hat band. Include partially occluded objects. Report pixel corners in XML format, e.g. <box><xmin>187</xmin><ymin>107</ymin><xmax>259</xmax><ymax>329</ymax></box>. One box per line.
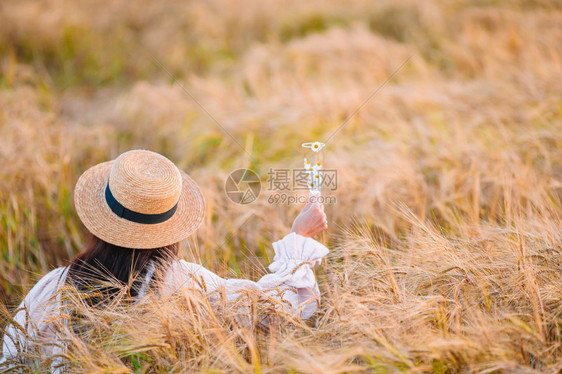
<box><xmin>105</xmin><ymin>183</ymin><xmax>178</xmax><ymax>225</ymax></box>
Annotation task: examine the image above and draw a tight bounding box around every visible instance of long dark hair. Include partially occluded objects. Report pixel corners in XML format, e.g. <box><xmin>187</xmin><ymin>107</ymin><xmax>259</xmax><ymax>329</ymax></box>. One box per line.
<box><xmin>67</xmin><ymin>235</ymin><xmax>179</xmax><ymax>304</ymax></box>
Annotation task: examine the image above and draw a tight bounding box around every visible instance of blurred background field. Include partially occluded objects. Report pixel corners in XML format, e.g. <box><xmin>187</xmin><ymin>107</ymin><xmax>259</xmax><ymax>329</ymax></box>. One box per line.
<box><xmin>0</xmin><ymin>0</ymin><xmax>561</xmax><ymax>372</ymax></box>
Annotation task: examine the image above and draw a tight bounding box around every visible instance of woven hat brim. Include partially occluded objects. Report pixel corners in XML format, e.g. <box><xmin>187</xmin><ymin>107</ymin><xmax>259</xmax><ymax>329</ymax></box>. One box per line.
<box><xmin>74</xmin><ymin>161</ymin><xmax>205</xmax><ymax>249</ymax></box>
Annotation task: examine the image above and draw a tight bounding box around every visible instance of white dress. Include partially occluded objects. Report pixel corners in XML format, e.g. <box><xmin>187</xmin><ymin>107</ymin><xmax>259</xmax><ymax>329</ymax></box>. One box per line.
<box><xmin>1</xmin><ymin>233</ymin><xmax>329</xmax><ymax>367</ymax></box>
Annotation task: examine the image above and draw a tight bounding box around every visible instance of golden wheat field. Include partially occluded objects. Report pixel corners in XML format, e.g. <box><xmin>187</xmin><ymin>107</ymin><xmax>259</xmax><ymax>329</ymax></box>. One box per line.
<box><xmin>1</xmin><ymin>0</ymin><xmax>561</xmax><ymax>372</ymax></box>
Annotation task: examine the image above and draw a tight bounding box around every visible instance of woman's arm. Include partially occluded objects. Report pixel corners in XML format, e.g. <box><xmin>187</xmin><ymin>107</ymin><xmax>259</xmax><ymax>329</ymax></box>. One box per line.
<box><xmin>163</xmin><ymin>199</ymin><xmax>329</xmax><ymax>320</ymax></box>
<box><xmin>163</xmin><ymin>233</ymin><xmax>328</xmax><ymax>320</ymax></box>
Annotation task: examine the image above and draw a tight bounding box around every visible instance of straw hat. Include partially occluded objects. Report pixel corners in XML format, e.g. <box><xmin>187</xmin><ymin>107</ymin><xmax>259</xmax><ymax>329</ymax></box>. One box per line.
<box><xmin>74</xmin><ymin>150</ymin><xmax>205</xmax><ymax>249</ymax></box>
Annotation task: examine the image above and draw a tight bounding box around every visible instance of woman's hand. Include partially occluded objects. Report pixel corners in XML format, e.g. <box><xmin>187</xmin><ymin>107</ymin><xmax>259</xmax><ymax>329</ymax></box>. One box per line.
<box><xmin>290</xmin><ymin>196</ymin><xmax>328</xmax><ymax>238</ymax></box>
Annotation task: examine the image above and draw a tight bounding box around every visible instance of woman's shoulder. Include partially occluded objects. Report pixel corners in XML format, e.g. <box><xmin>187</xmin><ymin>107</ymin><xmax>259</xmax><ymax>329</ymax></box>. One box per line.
<box><xmin>33</xmin><ymin>266</ymin><xmax>68</xmax><ymax>289</ymax></box>
<box><xmin>8</xmin><ymin>266</ymin><xmax>68</xmax><ymax>330</ymax></box>
<box><xmin>3</xmin><ymin>266</ymin><xmax>68</xmax><ymax>360</ymax></box>
<box><xmin>40</xmin><ymin>266</ymin><xmax>68</xmax><ymax>281</ymax></box>
<box><xmin>23</xmin><ymin>266</ymin><xmax>68</xmax><ymax>304</ymax></box>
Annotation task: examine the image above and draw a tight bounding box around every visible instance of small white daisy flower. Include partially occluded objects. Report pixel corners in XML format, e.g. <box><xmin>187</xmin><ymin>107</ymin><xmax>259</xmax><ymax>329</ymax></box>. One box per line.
<box><xmin>310</xmin><ymin>141</ymin><xmax>325</xmax><ymax>152</ymax></box>
<box><xmin>302</xmin><ymin>141</ymin><xmax>325</xmax><ymax>153</ymax></box>
<box><xmin>312</xmin><ymin>161</ymin><xmax>322</xmax><ymax>171</ymax></box>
